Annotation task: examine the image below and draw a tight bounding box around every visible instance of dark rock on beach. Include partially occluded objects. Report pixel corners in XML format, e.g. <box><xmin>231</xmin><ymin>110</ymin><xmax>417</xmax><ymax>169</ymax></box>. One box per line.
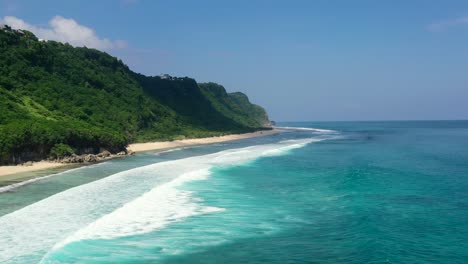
<box><xmin>56</xmin><ymin>150</ymin><xmax>129</xmax><ymax>164</ymax></box>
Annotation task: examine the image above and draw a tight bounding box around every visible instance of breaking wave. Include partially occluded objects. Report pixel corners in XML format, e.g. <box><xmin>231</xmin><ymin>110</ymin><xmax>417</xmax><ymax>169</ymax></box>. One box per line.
<box><xmin>0</xmin><ymin>137</ymin><xmax>323</xmax><ymax>263</ymax></box>
<box><xmin>275</xmin><ymin>126</ymin><xmax>337</xmax><ymax>133</ymax></box>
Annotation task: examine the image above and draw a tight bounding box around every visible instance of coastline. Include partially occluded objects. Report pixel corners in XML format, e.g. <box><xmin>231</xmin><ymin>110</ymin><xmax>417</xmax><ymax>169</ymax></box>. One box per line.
<box><xmin>0</xmin><ymin>161</ymin><xmax>70</xmax><ymax>178</ymax></box>
<box><xmin>0</xmin><ymin>129</ymin><xmax>279</xmax><ymax>178</ymax></box>
<box><xmin>128</xmin><ymin>129</ymin><xmax>279</xmax><ymax>152</ymax></box>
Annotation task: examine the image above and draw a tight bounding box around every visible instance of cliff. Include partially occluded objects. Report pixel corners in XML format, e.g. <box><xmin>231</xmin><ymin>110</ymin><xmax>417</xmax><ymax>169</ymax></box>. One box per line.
<box><xmin>0</xmin><ymin>26</ymin><xmax>270</xmax><ymax>164</ymax></box>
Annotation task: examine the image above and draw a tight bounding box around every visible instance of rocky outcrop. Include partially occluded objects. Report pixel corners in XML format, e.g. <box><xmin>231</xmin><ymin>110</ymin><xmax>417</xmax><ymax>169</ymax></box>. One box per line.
<box><xmin>83</xmin><ymin>154</ymin><xmax>97</xmax><ymax>162</ymax></box>
<box><xmin>60</xmin><ymin>154</ymin><xmax>83</xmax><ymax>164</ymax></box>
<box><xmin>56</xmin><ymin>150</ymin><xmax>132</xmax><ymax>164</ymax></box>
<box><xmin>97</xmin><ymin>151</ymin><xmax>111</xmax><ymax>158</ymax></box>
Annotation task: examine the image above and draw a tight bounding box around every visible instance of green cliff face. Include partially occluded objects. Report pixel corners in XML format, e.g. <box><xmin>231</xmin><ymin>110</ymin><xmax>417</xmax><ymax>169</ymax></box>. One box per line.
<box><xmin>0</xmin><ymin>27</ymin><xmax>270</xmax><ymax>164</ymax></box>
<box><xmin>199</xmin><ymin>83</ymin><xmax>271</xmax><ymax>128</ymax></box>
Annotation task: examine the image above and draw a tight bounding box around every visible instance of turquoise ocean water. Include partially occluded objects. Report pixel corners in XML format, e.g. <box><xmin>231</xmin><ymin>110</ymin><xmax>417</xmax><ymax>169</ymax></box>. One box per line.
<box><xmin>1</xmin><ymin>121</ymin><xmax>468</xmax><ymax>263</ymax></box>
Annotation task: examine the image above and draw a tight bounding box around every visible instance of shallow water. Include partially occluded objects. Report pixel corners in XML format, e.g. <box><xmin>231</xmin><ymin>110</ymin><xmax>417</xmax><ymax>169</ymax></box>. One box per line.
<box><xmin>1</xmin><ymin>121</ymin><xmax>468</xmax><ymax>263</ymax></box>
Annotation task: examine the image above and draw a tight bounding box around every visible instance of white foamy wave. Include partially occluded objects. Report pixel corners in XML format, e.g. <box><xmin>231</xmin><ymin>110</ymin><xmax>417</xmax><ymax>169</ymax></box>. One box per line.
<box><xmin>0</xmin><ymin>137</ymin><xmax>321</xmax><ymax>263</ymax></box>
<box><xmin>264</xmin><ymin>138</ymin><xmax>323</xmax><ymax>156</ymax></box>
<box><xmin>150</xmin><ymin>147</ymin><xmax>185</xmax><ymax>156</ymax></box>
<box><xmin>0</xmin><ymin>166</ymin><xmax>84</xmax><ymax>193</ymax></box>
<box><xmin>47</xmin><ymin>139</ymin><xmax>322</xmax><ymax>251</ymax></box>
<box><xmin>52</xmin><ymin>139</ymin><xmax>322</xmax><ymax>248</ymax></box>
<box><xmin>275</xmin><ymin>126</ymin><xmax>337</xmax><ymax>133</ymax></box>
<box><xmin>279</xmin><ymin>138</ymin><xmax>322</xmax><ymax>144</ymax></box>
<box><xmin>53</xmin><ymin>169</ymin><xmax>219</xmax><ymax>248</ymax></box>
<box><xmin>0</xmin><ymin>161</ymin><xmax>115</xmax><ymax>194</ymax></box>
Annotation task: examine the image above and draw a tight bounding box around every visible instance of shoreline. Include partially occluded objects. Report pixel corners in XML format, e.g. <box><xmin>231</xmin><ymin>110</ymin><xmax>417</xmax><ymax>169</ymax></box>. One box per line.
<box><xmin>128</xmin><ymin>129</ymin><xmax>279</xmax><ymax>153</ymax></box>
<box><xmin>0</xmin><ymin>129</ymin><xmax>279</xmax><ymax>178</ymax></box>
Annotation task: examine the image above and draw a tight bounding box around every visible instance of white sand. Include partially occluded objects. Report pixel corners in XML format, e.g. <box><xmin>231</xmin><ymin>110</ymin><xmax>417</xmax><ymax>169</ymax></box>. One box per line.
<box><xmin>128</xmin><ymin>129</ymin><xmax>279</xmax><ymax>152</ymax></box>
<box><xmin>0</xmin><ymin>129</ymin><xmax>278</xmax><ymax>178</ymax></box>
<box><xmin>0</xmin><ymin>161</ymin><xmax>68</xmax><ymax>177</ymax></box>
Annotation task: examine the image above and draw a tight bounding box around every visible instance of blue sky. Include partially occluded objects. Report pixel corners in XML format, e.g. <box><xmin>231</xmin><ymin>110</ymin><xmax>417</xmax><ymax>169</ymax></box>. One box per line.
<box><xmin>1</xmin><ymin>0</ymin><xmax>468</xmax><ymax>121</ymax></box>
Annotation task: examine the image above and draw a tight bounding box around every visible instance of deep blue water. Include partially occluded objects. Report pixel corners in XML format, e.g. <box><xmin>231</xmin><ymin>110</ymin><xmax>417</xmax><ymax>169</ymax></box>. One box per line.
<box><xmin>1</xmin><ymin>121</ymin><xmax>468</xmax><ymax>263</ymax></box>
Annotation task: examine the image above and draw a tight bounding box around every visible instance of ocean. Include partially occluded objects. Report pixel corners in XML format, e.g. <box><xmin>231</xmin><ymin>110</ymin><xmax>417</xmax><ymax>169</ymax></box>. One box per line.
<box><xmin>1</xmin><ymin>121</ymin><xmax>468</xmax><ymax>263</ymax></box>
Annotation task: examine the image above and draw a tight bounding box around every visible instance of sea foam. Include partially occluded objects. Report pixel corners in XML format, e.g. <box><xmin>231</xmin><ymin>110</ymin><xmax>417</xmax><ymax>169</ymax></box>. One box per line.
<box><xmin>0</xmin><ymin>137</ymin><xmax>322</xmax><ymax>263</ymax></box>
<box><xmin>0</xmin><ymin>166</ymin><xmax>85</xmax><ymax>193</ymax></box>
<box><xmin>275</xmin><ymin>126</ymin><xmax>337</xmax><ymax>133</ymax></box>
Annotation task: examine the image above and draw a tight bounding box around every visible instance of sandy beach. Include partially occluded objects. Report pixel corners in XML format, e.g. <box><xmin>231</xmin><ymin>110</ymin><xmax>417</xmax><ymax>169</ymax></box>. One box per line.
<box><xmin>0</xmin><ymin>129</ymin><xmax>279</xmax><ymax>178</ymax></box>
<box><xmin>128</xmin><ymin>129</ymin><xmax>279</xmax><ymax>152</ymax></box>
<box><xmin>0</xmin><ymin>161</ymin><xmax>69</xmax><ymax>178</ymax></box>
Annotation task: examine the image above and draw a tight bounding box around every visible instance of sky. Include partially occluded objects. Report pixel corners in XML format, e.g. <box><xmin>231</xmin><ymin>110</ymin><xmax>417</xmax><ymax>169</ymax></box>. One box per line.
<box><xmin>1</xmin><ymin>0</ymin><xmax>467</xmax><ymax>121</ymax></box>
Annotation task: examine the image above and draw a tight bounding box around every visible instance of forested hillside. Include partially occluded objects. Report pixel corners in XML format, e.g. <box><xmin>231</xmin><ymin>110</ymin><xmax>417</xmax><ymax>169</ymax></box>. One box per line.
<box><xmin>0</xmin><ymin>26</ymin><xmax>270</xmax><ymax>164</ymax></box>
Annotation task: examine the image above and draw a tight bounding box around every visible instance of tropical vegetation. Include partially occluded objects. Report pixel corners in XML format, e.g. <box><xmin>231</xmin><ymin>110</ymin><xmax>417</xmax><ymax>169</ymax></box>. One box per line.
<box><xmin>0</xmin><ymin>26</ymin><xmax>270</xmax><ymax>164</ymax></box>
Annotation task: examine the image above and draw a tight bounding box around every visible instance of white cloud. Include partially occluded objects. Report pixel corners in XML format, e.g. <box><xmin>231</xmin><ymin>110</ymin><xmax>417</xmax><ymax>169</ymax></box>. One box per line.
<box><xmin>428</xmin><ymin>17</ymin><xmax>468</xmax><ymax>32</ymax></box>
<box><xmin>0</xmin><ymin>16</ymin><xmax>126</xmax><ymax>50</ymax></box>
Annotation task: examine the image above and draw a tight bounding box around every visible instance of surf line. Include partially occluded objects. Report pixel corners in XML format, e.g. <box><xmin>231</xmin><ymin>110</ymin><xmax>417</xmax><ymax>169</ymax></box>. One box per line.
<box><xmin>1</xmin><ymin>137</ymin><xmax>322</xmax><ymax>263</ymax></box>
